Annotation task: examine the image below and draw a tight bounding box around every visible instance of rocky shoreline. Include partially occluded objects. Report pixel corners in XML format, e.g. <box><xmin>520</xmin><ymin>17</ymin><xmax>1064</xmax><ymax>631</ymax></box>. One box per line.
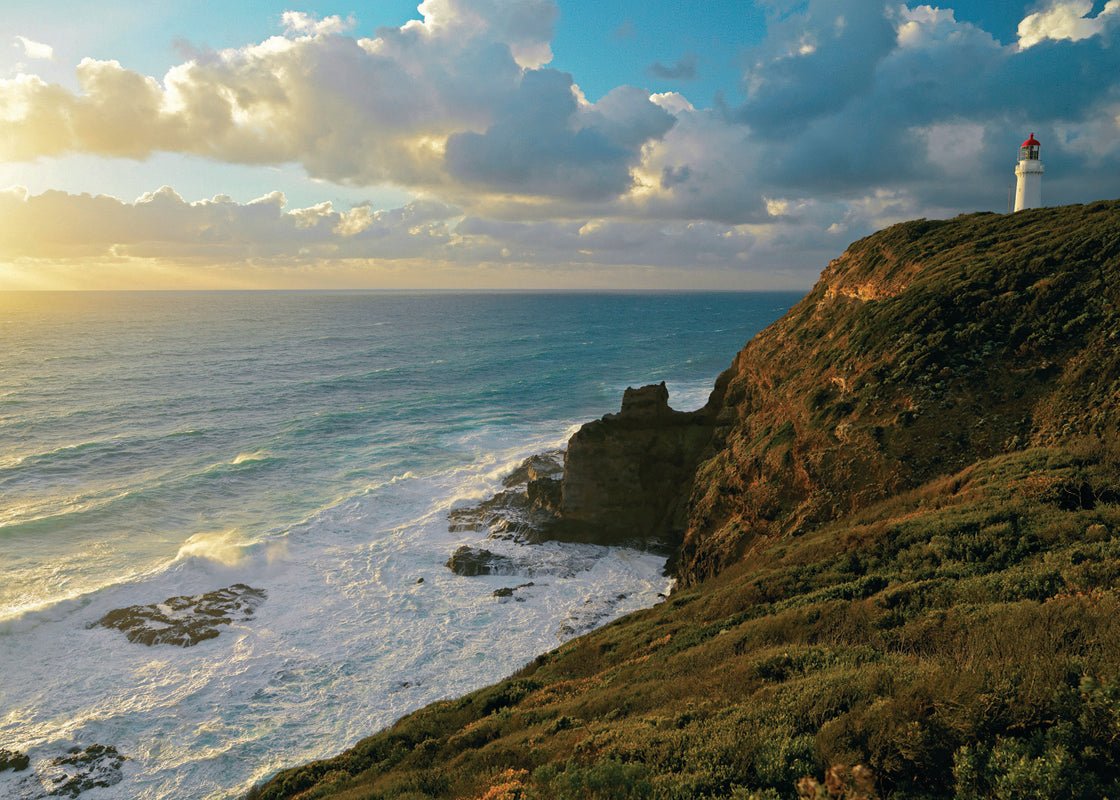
<box><xmin>441</xmin><ymin>403</ymin><xmax>692</xmax><ymax>639</ymax></box>
<box><xmin>11</xmin><ymin>381</ymin><xmax>700</xmax><ymax>800</ymax></box>
<box><xmin>445</xmin><ymin>451</ymin><xmax>564</xmax><ymax>544</ymax></box>
<box><xmin>443</xmin><ymin>381</ymin><xmax>716</xmax><ymax>581</ymax></box>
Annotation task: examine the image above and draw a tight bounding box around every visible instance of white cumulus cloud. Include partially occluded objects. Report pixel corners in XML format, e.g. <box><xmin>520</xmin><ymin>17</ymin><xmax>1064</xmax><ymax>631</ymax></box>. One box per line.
<box><xmin>0</xmin><ymin>1</ymin><xmax>673</xmax><ymax>210</ymax></box>
<box><xmin>1018</xmin><ymin>0</ymin><xmax>1120</xmax><ymax>49</ymax></box>
<box><xmin>280</xmin><ymin>11</ymin><xmax>353</xmax><ymax>36</ymax></box>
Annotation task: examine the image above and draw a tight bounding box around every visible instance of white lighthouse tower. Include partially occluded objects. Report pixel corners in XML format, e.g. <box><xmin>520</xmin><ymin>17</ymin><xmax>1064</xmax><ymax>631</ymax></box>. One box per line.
<box><xmin>1013</xmin><ymin>133</ymin><xmax>1043</xmax><ymax>212</ymax></box>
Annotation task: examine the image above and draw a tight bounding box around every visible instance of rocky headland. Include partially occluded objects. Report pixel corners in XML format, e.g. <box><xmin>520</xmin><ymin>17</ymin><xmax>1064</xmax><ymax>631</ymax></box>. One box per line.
<box><xmin>443</xmin><ymin>381</ymin><xmax>714</xmax><ymax>575</ymax></box>
<box><xmin>252</xmin><ymin>200</ymin><xmax>1120</xmax><ymax>800</ymax></box>
<box><xmin>552</xmin><ymin>381</ymin><xmax>715</xmax><ymax>551</ymax></box>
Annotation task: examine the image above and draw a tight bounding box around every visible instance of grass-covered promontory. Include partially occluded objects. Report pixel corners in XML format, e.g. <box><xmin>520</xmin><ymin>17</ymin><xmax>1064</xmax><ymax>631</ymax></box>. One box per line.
<box><xmin>252</xmin><ymin>200</ymin><xmax>1120</xmax><ymax>799</ymax></box>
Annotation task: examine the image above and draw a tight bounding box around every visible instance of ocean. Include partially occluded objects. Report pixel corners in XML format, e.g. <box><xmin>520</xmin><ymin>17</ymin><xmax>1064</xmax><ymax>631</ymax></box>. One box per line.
<box><xmin>0</xmin><ymin>291</ymin><xmax>797</xmax><ymax>799</ymax></box>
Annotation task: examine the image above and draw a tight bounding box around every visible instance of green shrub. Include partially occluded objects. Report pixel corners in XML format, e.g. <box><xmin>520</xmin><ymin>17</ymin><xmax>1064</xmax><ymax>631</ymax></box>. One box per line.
<box><xmin>531</xmin><ymin>760</ymin><xmax>653</xmax><ymax>800</ymax></box>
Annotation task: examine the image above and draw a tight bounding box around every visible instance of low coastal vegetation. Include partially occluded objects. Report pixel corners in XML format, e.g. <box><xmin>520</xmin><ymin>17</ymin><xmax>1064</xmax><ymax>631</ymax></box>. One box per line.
<box><xmin>252</xmin><ymin>200</ymin><xmax>1120</xmax><ymax>799</ymax></box>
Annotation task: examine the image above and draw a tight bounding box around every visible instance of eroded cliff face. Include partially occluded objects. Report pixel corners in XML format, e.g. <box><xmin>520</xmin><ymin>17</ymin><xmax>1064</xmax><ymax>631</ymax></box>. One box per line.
<box><xmin>681</xmin><ymin>204</ymin><xmax>1120</xmax><ymax>584</ymax></box>
<box><xmin>553</xmin><ymin>382</ymin><xmax>714</xmax><ymax>549</ymax></box>
<box><xmin>557</xmin><ymin>202</ymin><xmax>1120</xmax><ymax>585</ymax></box>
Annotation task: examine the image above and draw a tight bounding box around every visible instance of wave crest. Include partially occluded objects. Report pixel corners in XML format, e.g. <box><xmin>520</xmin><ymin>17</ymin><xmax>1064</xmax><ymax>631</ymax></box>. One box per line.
<box><xmin>174</xmin><ymin>530</ymin><xmax>250</xmax><ymax>566</ymax></box>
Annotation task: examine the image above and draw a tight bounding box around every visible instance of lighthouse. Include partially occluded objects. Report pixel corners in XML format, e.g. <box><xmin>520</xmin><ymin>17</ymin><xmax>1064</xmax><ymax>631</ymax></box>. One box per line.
<box><xmin>1013</xmin><ymin>133</ymin><xmax>1043</xmax><ymax>212</ymax></box>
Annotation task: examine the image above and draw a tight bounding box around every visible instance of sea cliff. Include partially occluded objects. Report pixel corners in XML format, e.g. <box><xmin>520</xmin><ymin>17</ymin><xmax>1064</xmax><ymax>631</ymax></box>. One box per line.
<box><xmin>251</xmin><ymin>199</ymin><xmax>1120</xmax><ymax>800</ymax></box>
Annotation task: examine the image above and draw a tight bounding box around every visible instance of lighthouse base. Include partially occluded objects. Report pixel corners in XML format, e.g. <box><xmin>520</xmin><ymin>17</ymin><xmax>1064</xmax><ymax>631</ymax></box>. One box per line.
<box><xmin>1014</xmin><ymin>161</ymin><xmax>1043</xmax><ymax>212</ymax></box>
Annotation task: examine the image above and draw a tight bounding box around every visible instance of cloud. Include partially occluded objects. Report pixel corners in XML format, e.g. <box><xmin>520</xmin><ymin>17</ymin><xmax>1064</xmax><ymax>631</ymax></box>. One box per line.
<box><xmin>624</xmin><ymin>98</ymin><xmax>768</xmax><ymax>224</ymax></box>
<box><xmin>0</xmin><ymin>3</ymin><xmax>674</xmax><ymax>207</ymax></box>
<box><xmin>1018</xmin><ymin>0</ymin><xmax>1120</xmax><ymax>49</ymax></box>
<box><xmin>738</xmin><ymin>0</ymin><xmax>898</xmax><ymax>136</ymax></box>
<box><xmin>0</xmin><ymin>186</ymin><xmax>770</xmax><ymax>277</ymax></box>
<box><xmin>280</xmin><ymin>11</ymin><xmax>353</xmax><ymax>36</ymax></box>
<box><xmin>649</xmin><ymin>54</ymin><xmax>697</xmax><ymax>81</ymax></box>
<box><xmin>4</xmin><ymin>0</ymin><xmax>1120</xmax><ymax>288</ymax></box>
<box><xmin>717</xmin><ymin>1</ymin><xmax>1120</xmax><ymax>210</ymax></box>
<box><xmin>0</xmin><ymin>184</ymin><xmax>450</xmax><ymax>261</ymax></box>
<box><xmin>14</xmin><ymin>35</ymin><xmax>54</xmax><ymax>61</ymax></box>
<box><xmin>444</xmin><ymin>73</ymin><xmax>675</xmax><ymax>200</ymax></box>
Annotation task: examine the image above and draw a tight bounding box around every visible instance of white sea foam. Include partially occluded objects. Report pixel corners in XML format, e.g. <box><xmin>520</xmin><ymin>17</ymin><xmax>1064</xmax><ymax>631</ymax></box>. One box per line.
<box><xmin>230</xmin><ymin>450</ymin><xmax>271</xmax><ymax>466</ymax></box>
<box><xmin>666</xmin><ymin>380</ymin><xmax>716</xmax><ymax>412</ymax></box>
<box><xmin>0</xmin><ymin>427</ymin><xmax>673</xmax><ymax>800</ymax></box>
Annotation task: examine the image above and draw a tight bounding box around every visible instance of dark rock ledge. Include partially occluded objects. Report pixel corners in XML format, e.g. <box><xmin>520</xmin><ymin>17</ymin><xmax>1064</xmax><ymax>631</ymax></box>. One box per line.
<box><xmin>92</xmin><ymin>583</ymin><xmax>266</xmax><ymax>647</ymax></box>
<box><xmin>2</xmin><ymin>744</ymin><xmax>128</xmax><ymax>798</ymax></box>
<box><xmin>445</xmin><ymin>382</ymin><xmax>714</xmax><ymax>579</ymax></box>
<box><xmin>447</xmin><ymin>451</ymin><xmax>564</xmax><ymax>541</ymax></box>
<box><xmin>493</xmin><ymin>582</ymin><xmax>535</xmax><ymax>600</ymax></box>
<box><xmin>445</xmin><ymin>546</ymin><xmax>518</xmax><ymax>577</ymax></box>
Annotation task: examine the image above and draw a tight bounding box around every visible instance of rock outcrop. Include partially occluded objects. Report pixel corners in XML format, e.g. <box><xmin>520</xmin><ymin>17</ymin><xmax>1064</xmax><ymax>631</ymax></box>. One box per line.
<box><xmin>93</xmin><ymin>584</ymin><xmax>266</xmax><ymax>646</ymax></box>
<box><xmin>448</xmin><ymin>452</ymin><xmax>563</xmax><ymax>540</ymax></box>
<box><xmin>445</xmin><ymin>546</ymin><xmax>517</xmax><ymax>576</ymax></box>
<box><xmin>552</xmin><ymin>382</ymin><xmax>714</xmax><ymax>549</ymax></box>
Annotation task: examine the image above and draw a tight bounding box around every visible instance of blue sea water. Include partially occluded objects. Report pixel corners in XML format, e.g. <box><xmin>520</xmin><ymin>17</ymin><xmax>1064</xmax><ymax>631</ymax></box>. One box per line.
<box><xmin>0</xmin><ymin>291</ymin><xmax>797</xmax><ymax>799</ymax></box>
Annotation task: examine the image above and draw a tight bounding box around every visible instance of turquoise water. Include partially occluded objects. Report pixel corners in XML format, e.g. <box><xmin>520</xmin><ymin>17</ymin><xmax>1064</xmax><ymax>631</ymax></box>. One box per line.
<box><xmin>0</xmin><ymin>291</ymin><xmax>796</xmax><ymax>798</ymax></box>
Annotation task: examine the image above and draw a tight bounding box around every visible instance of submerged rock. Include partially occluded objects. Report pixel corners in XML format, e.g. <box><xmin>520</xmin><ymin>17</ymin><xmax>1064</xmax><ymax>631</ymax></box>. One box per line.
<box><xmin>93</xmin><ymin>583</ymin><xmax>266</xmax><ymax>647</ymax></box>
<box><xmin>41</xmin><ymin>744</ymin><xmax>126</xmax><ymax>797</ymax></box>
<box><xmin>492</xmin><ymin>582</ymin><xmax>535</xmax><ymax>599</ymax></box>
<box><xmin>445</xmin><ymin>546</ymin><xmax>517</xmax><ymax>577</ymax></box>
<box><xmin>0</xmin><ymin>748</ymin><xmax>29</xmax><ymax>772</ymax></box>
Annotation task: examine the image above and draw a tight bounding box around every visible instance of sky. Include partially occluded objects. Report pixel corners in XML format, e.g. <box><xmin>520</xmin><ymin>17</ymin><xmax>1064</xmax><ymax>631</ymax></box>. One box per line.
<box><xmin>1</xmin><ymin>0</ymin><xmax>1119</xmax><ymax>290</ymax></box>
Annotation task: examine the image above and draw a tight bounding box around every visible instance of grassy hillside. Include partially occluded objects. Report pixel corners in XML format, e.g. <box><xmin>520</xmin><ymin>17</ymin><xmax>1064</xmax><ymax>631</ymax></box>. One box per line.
<box><xmin>252</xmin><ymin>200</ymin><xmax>1120</xmax><ymax>799</ymax></box>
